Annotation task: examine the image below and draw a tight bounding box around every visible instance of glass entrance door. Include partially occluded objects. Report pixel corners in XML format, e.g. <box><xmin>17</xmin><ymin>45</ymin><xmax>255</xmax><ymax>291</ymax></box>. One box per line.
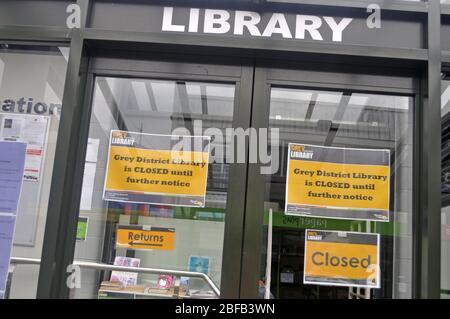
<box><xmin>241</xmin><ymin>63</ymin><xmax>416</xmax><ymax>299</ymax></box>
<box><xmin>66</xmin><ymin>55</ymin><xmax>417</xmax><ymax>300</ymax></box>
<box><xmin>70</xmin><ymin>55</ymin><xmax>252</xmax><ymax>299</ymax></box>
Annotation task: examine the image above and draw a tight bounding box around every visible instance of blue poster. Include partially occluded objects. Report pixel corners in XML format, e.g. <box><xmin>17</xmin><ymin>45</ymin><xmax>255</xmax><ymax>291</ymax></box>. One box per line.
<box><xmin>0</xmin><ymin>214</ymin><xmax>16</xmax><ymax>294</ymax></box>
<box><xmin>188</xmin><ymin>256</ymin><xmax>210</xmax><ymax>275</ymax></box>
<box><xmin>0</xmin><ymin>141</ymin><xmax>26</xmax><ymax>298</ymax></box>
<box><xmin>0</xmin><ymin>141</ymin><xmax>27</xmax><ymax>214</ymax></box>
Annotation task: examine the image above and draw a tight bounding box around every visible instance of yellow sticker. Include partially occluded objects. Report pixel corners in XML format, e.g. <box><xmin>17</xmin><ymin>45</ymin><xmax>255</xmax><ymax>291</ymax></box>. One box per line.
<box><xmin>304</xmin><ymin>230</ymin><xmax>380</xmax><ymax>288</ymax></box>
<box><xmin>285</xmin><ymin>143</ymin><xmax>390</xmax><ymax>221</ymax></box>
<box><xmin>116</xmin><ymin>226</ymin><xmax>175</xmax><ymax>251</ymax></box>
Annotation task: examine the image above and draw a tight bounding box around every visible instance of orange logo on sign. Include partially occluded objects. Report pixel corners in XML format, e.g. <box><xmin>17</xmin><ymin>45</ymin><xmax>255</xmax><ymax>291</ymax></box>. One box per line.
<box><xmin>291</xmin><ymin>145</ymin><xmax>305</xmax><ymax>152</ymax></box>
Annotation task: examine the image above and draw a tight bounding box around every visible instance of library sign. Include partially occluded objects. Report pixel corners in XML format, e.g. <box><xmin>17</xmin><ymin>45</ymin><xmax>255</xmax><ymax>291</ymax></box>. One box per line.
<box><xmin>161</xmin><ymin>6</ymin><xmax>382</xmax><ymax>44</ymax></box>
<box><xmin>83</xmin><ymin>4</ymin><xmax>422</xmax><ymax>50</ymax></box>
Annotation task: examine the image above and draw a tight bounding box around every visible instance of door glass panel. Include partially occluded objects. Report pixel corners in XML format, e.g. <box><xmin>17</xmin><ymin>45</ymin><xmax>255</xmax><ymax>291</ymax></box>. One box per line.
<box><xmin>71</xmin><ymin>76</ymin><xmax>235</xmax><ymax>299</ymax></box>
<box><xmin>0</xmin><ymin>45</ymin><xmax>69</xmax><ymax>299</ymax></box>
<box><xmin>260</xmin><ymin>87</ymin><xmax>413</xmax><ymax>299</ymax></box>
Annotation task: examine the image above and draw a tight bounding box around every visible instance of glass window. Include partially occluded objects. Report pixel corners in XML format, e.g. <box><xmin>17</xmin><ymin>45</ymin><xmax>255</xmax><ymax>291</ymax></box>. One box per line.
<box><xmin>0</xmin><ymin>44</ymin><xmax>69</xmax><ymax>298</ymax></box>
<box><xmin>71</xmin><ymin>76</ymin><xmax>236</xmax><ymax>299</ymax></box>
<box><xmin>260</xmin><ymin>87</ymin><xmax>413</xmax><ymax>299</ymax></box>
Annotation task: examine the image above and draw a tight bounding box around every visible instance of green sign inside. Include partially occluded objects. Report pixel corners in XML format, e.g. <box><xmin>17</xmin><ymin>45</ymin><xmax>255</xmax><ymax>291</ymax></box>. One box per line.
<box><xmin>263</xmin><ymin>210</ymin><xmax>400</xmax><ymax>236</ymax></box>
<box><xmin>76</xmin><ymin>217</ymin><xmax>89</xmax><ymax>241</ymax></box>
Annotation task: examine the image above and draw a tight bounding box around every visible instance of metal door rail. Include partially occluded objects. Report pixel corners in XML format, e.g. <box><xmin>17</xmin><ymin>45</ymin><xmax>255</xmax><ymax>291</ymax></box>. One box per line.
<box><xmin>9</xmin><ymin>257</ymin><xmax>220</xmax><ymax>297</ymax></box>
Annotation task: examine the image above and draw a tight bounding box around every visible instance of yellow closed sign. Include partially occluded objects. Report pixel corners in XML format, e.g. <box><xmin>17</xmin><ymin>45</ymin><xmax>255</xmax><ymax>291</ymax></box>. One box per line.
<box><xmin>303</xmin><ymin>230</ymin><xmax>380</xmax><ymax>288</ymax></box>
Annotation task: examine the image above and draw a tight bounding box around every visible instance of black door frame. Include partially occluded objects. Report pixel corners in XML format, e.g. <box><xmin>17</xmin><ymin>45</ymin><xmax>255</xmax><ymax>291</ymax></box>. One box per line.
<box><xmin>39</xmin><ymin>47</ymin><xmax>256</xmax><ymax>299</ymax></box>
<box><xmin>240</xmin><ymin>59</ymin><xmax>420</xmax><ymax>298</ymax></box>
<box><xmin>33</xmin><ymin>40</ymin><xmax>441</xmax><ymax>299</ymax></box>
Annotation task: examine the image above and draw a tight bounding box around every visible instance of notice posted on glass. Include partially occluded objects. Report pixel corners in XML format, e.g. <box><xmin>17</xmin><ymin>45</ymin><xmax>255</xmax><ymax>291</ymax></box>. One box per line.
<box><xmin>0</xmin><ymin>114</ymin><xmax>49</xmax><ymax>182</ymax></box>
<box><xmin>285</xmin><ymin>143</ymin><xmax>390</xmax><ymax>222</ymax></box>
<box><xmin>103</xmin><ymin>130</ymin><xmax>210</xmax><ymax>207</ymax></box>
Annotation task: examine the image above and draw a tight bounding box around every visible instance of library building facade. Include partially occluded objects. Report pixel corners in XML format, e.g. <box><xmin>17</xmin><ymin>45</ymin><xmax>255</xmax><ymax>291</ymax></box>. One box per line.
<box><xmin>0</xmin><ymin>0</ymin><xmax>449</xmax><ymax>299</ymax></box>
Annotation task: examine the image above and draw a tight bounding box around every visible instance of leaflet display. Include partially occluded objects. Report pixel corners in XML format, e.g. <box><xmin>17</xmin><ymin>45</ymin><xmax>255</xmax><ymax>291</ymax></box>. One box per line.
<box><xmin>110</xmin><ymin>256</ymin><xmax>141</xmax><ymax>287</ymax></box>
<box><xmin>285</xmin><ymin>143</ymin><xmax>390</xmax><ymax>222</ymax></box>
<box><xmin>103</xmin><ymin>130</ymin><xmax>210</xmax><ymax>207</ymax></box>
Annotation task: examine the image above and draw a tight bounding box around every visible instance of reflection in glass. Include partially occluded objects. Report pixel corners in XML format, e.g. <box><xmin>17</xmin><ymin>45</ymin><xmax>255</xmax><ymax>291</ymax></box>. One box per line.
<box><xmin>262</xmin><ymin>87</ymin><xmax>413</xmax><ymax>299</ymax></box>
<box><xmin>73</xmin><ymin>77</ymin><xmax>235</xmax><ymax>299</ymax></box>
<box><xmin>0</xmin><ymin>45</ymin><xmax>69</xmax><ymax>298</ymax></box>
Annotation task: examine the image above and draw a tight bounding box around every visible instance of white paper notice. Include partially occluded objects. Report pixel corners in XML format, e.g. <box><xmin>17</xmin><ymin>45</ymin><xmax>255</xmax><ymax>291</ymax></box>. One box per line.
<box><xmin>22</xmin><ymin>116</ymin><xmax>47</xmax><ymax>147</ymax></box>
<box><xmin>0</xmin><ymin>117</ymin><xmax>24</xmax><ymax>140</ymax></box>
<box><xmin>80</xmin><ymin>162</ymin><xmax>96</xmax><ymax>211</ymax></box>
<box><xmin>23</xmin><ymin>117</ymin><xmax>48</xmax><ymax>181</ymax></box>
<box><xmin>0</xmin><ymin>115</ymin><xmax>49</xmax><ymax>182</ymax></box>
<box><xmin>86</xmin><ymin>138</ymin><xmax>99</xmax><ymax>163</ymax></box>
